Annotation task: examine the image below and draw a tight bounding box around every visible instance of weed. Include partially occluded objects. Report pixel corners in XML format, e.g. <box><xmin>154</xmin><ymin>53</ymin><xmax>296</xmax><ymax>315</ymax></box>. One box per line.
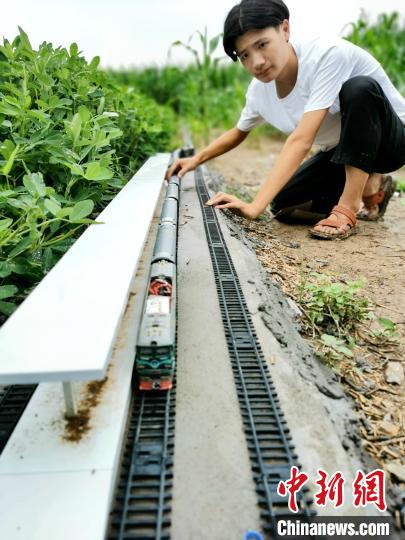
<box><xmin>371</xmin><ymin>317</ymin><xmax>400</xmax><ymax>342</ymax></box>
<box><xmin>296</xmin><ymin>269</ymin><xmax>400</xmax><ymax>368</ymax></box>
<box><xmin>318</xmin><ymin>334</ymin><xmax>354</xmax><ymax>370</ymax></box>
<box><xmin>297</xmin><ymin>271</ymin><xmax>371</xmax><ymax>337</ymax></box>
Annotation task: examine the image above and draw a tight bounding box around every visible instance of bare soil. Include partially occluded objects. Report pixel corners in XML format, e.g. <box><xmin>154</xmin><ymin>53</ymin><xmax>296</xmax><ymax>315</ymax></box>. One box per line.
<box><xmin>63</xmin><ymin>377</ymin><xmax>109</xmax><ymax>443</ymax></box>
<box><xmin>210</xmin><ymin>136</ymin><xmax>405</xmax><ymax>490</ymax></box>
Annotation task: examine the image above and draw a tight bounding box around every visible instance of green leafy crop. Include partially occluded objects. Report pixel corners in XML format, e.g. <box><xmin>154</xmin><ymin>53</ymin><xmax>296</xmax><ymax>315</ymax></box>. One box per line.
<box><xmin>0</xmin><ymin>28</ymin><xmax>174</xmax><ymax>321</ymax></box>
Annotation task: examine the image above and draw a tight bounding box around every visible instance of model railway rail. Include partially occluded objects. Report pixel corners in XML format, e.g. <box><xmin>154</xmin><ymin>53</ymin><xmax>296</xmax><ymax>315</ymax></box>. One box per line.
<box><xmin>107</xmin><ymin>385</ymin><xmax>176</xmax><ymax>540</ymax></box>
<box><xmin>194</xmin><ymin>165</ymin><xmax>314</xmax><ymax>536</ymax></box>
<box><xmin>0</xmin><ymin>384</ymin><xmax>37</xmax><ymax>455</ymax></box>
<box><xmin>108</xmin><ymin>161</ymin><xmax>180</xmax><ymax>539</ymax></box>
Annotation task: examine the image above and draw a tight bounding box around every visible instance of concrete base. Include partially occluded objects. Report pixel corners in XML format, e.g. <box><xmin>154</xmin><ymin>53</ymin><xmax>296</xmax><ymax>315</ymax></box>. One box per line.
<box><xmin>172</xmin><ymin>167</ymin><xmax>380</xmax><ymax>540</ymax></box>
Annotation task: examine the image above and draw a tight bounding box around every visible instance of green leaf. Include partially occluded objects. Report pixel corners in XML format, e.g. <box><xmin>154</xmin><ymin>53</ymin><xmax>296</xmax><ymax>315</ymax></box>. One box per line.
<box><xmin>0</xmin><ymin>101</ymin><xmax>20</xmax><ymax>116</ymax></box>
<box><xmin>0</xmin><ymin>300</ymin><xmax>17</xmax><ymax>316</ymax></box>
<box><xmin>0</xmin><ymin>218</ymin><xmax>13</xmax><ymax>231</ymax></box>
<box><xmin>8</xmin><ymin>237</ymin><xmax>33</xmax><ymax>258</ymax></box>
<box><xmin>209</xmin><ymin>35</ymin><xmax>221</xmax><ymax>55</ymax></box>
<box><xmin>28</xmin><ymin>109</ymin><xmax>50</xmax><ymax>122</ymax></box>
<box><xmin>0</xmin><ymin>261</ymin><xmax>13</xmax><ymax>278</ymax></box>
<box><xmin>78</xmin><ymin>105</ymin><xmax>91</xmax><ymax>122</ymax></box>
<box><xmin>44</xmin><ymin>198</ymin><xmax>62</xmax><ymax>216</ymax></box>
<box><xmin>67</xmin><ymin>112</ymin><xmax>82</xmax><ymax>143</ymax></box>
<box><xmin>0</xmin><ymin>139</ymin><xmax>16</xmax><ymax>160</ymax></box>
<box><xmin>85</xmin><ymin>162</ymin><xmax>114</xmax><ymax>181</ymax></box>
<box><xmin>378</xmin><ymin>317</ymin><xmax>395</xmax><ymax>331</ymax></box>
<box><xmin>23</xmin><ymin>172</ymin><xmax>46</xmax><ymax>198</ymax></box>
<box><xmin>321</xmin><ymin>334</ymin><xmax>339</xmax><ymax>347</ymax></box>
<box><xmin>17</xmin><ymin>26</ymin><xmax>33</xmax><ymax>51</ymax></box>
<box><xmin>70</xmin><ymin>199</ymin><xmax>94</xmax><ymax>221</ymax></box>
<box><xmin>89</xmin><ymin>56</ymin><xmax>100</xmax><ymax>69</ymax></box>
<box><xmin>0</xmin><ymin>284</ymin><xmax>18</xmax><ymax>300</ymax></box>
<box><xmin>70</xmin><ymin>43</ymin><xmax>78</xmax><ymax>56</ymax></box>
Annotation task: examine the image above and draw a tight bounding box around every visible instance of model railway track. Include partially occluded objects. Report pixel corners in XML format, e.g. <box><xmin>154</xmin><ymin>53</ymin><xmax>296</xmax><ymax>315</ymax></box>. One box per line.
<box><xmin>107</xmin><ymin>383</ymin><xmax>176</xmax><ymax>540</ymax></box>
<box><xmin>194</xmin><ymin>165</ymin><xmax>314</xmax><ymax>536</ymax></box>
<box><xmin>0</xmin><ymin>384</ymin><xmax>37</xmax><ymax>455</ymax></box>
<box><xmin>108</xmin><ymin>160</ymin><xmax>180</xmax><ymax>539</ymax></box>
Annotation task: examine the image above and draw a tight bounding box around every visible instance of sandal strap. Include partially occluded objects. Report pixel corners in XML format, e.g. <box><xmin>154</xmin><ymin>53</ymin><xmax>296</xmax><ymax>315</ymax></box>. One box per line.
<box><xmin>330</xmin><ymin>205</ymin><xmax>357</xmax><ymax>227</ymax></box>
<box><xmin>363</xmin><ymin>190</ymin><xmax>385</xmax><ymax>206</ymax></box>
<box><xmin>316</xmin><ymin>218</ymin><xmax>341</xmax><ymax>229</ymax></box>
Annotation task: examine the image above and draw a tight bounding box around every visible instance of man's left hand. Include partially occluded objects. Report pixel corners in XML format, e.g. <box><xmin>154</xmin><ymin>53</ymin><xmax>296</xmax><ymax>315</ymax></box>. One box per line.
<box><xmin>206</xmin><ymin>192</ymin><xmax>260</xmax><ymax>220</ymax></box>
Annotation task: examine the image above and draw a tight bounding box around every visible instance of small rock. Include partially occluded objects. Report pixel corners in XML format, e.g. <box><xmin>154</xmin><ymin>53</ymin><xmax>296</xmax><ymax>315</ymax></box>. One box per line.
<box><xmin>384</xmin><ymin>362</ymin><xmax>404</xmax><ymax>385</ymax></box>
<box><xmin>286</xmin><ymin>297</ymin><xmax>302</xmax><ymax>318</ymax></box>
<box><xmin>356</xmin><ymin>356</ymin><xmax>370</xmax><ymax>368</ymax></box>
<box><xmin>288</xmin><ymin>241</ymin><xmax>300</xmax><ymax>249</ymax></box>
<box><xmin>378</xmin><ymin>421</ymin><xmax>400</xmax><ymax>437</ymax></box>
<box><xmin>247</xmin><ymin>280</ymin><xmax>255</xmax><ymax>285</ymax></box>
<box><xmin>315</xmin><ymin>380</ymin><xmax>344</xmax><ymax>400</ymax></box>
<box><xmin>316</xmin><ymin>259</ymin><xmax>329</xmax><ymax>267</ymax></box>
<box><xmin>386</xmin><ymin>463</ymin><xmax>405</xmax><ymax>483</ymax></box>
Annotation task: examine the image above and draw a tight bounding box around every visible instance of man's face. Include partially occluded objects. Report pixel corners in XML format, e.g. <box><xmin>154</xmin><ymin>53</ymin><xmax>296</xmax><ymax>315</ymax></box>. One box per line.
<box><xmin>234</xmin><ymin>21</ymin><xmax>290</xmax><ymax>82</ymax></box>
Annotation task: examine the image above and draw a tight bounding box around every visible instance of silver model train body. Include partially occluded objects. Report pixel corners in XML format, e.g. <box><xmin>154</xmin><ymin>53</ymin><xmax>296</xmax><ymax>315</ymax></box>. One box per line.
<box><xmin>135</xmin><ymin>172</ymin><xmax>180</xmax><ymax>390</ymax></box>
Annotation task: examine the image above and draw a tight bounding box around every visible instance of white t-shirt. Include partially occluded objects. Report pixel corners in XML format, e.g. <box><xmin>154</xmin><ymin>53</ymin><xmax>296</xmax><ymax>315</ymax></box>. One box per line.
<box><xmin>237</xmin><ymin>37</ymin><xmax>405</xmax><ymax>151</ymax></box>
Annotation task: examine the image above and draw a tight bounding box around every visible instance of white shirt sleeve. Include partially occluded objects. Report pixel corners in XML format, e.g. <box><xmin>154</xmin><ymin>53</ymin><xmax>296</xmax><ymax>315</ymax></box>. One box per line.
<box><xmin>236</xmin><ymin>84</ymin><xmax>265</xmax><ymax>131</ymax></box>
<box><xmin>304</xmin><ymin>45</ymin><xmax>353</xmax><ymax>114</ymax></box>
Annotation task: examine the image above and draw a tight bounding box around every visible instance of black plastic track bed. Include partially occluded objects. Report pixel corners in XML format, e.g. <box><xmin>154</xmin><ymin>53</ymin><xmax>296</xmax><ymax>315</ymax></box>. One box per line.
<box><xmin>0</xmin><ymin>384</ymin><xmax>37</xmax><ymax>455</ymax></box>
<box><xmin>195</xmin><ymin>166</ymin><xmax>314</xmax><ymax>536</ymax></box>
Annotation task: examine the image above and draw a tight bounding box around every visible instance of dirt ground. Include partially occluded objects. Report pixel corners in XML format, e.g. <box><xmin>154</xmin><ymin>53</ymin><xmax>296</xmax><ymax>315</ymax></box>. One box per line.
<box><xmin>210</xmin><ymin>136</ymin><xmax>405</xmax><ymax>496</ymax></box>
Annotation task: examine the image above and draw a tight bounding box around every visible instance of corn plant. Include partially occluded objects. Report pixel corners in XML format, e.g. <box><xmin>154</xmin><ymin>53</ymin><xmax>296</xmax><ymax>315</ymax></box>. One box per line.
<box><xmin>168</xmin><ymin>28</ymin><xmax>229</xmax><ymax>143</ymax></box>
<box><xmin>343</xmin><ymin>11</ymin><xmax>405</xmax><ymax>92</ymax></box>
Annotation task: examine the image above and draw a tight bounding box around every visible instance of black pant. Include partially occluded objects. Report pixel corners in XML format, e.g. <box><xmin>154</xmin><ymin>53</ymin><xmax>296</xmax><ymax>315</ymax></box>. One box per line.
<box><xmin>271</xmin><ymin>76</ymin><xmax>405</xmax><ymax>217</ymax></box>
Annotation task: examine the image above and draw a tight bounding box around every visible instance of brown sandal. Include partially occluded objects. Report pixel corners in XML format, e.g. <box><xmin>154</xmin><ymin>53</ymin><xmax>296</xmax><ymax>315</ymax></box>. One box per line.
<box><xmin>357</xmin><ymin>175</ymin><xmax>396</xmax><ymax>221</ymax></box>
<box><xmin>309</xmin><ymin>205</ymin><xmax>357</xmax><ymax>240</ymax></box>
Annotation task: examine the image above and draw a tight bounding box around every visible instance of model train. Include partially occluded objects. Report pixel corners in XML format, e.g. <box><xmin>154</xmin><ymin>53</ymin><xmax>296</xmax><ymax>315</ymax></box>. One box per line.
<box><xmin>135</xmin><ymin>165</ymin><xmax>180</xmax><ymax>390</ymax></box>
<box><xmin>135</xmin><ymin>146</ymin><xmax>194</xmax><ymax>390</ymax></box>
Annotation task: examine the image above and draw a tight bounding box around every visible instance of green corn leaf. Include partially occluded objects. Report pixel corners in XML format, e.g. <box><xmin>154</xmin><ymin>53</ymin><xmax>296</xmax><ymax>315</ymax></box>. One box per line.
<box><xmin>209</xmin><ymin>35</ymin><xmax>221</xmax><ymax>55</ymax></box>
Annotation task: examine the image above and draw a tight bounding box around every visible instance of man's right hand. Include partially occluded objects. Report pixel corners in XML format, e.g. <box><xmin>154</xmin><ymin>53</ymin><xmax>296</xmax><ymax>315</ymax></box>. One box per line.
<box><xmin>165</xmin><ymin>156</ymin><xmax>200</xmax><ymax>181</ymax></box>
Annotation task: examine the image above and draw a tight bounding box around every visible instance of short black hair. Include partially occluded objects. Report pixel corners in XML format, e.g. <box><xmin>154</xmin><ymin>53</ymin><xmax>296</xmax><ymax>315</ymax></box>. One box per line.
<box><xmin>223</xmin><ymin>0</ymin><xmax>290</xmax><ymax>61</ymax></box>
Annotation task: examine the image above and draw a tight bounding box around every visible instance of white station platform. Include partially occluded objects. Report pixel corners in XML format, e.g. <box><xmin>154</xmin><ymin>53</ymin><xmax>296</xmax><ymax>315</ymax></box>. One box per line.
<box><xmin>0</xmin><ymin>153</ymin><xmax>170</xmax><ymax>540</ymax></box>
